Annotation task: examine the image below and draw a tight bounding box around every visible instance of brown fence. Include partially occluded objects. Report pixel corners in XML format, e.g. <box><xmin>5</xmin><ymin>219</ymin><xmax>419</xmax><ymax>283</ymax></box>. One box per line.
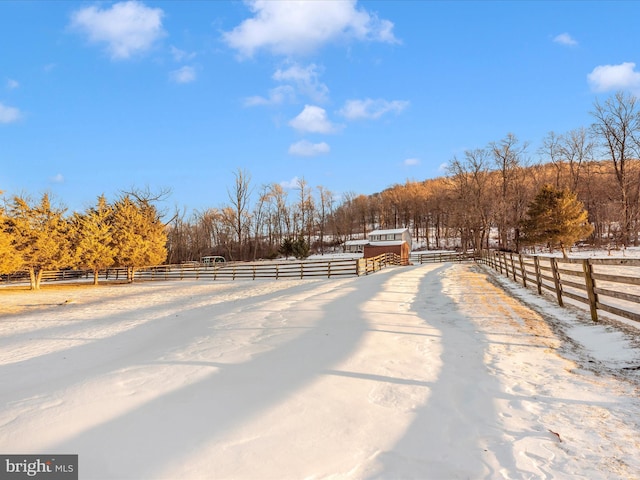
<box><xmin>137</xmin><ymin>258</ymin><xmax>360</xmax><ymax>281</ymax></box>
<box><xmin>2</xmin><ymin>254</ymin><xmax>405</xmax><ymax>286</ymax></box>
<box><xmin>411</xmin><ymin>251</ymin><xmax>474</xmax><ymax>264</ymax></box>
<box><xmin>356</xmin><ymin>253</ymin><xmax>403</xmax><ymax>275</ymax></box>
<box><xmin>477</xmin><ymin>250</ymin><xmax>640</xmax><ymax>323</ymax></box>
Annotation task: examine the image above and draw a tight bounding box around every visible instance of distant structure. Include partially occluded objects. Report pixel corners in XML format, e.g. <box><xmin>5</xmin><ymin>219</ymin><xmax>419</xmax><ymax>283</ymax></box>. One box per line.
<box><xmin>344</xmin><ymin>228</ymin><xmax>412</xmax><ymax>264</ymax></box>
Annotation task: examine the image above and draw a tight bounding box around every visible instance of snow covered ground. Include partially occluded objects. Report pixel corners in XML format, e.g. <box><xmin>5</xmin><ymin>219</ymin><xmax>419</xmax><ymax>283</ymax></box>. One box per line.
<box><xmin>1</xmin><ymin>263</ymin><xmax>639</xmax><ymax>479</ymax></box>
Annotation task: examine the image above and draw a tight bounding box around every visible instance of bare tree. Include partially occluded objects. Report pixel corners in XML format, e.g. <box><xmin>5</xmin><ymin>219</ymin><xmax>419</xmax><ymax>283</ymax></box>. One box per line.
<box><xmin>490</xmin><ymin>133</ymin><xmax>529</xmax><ymax>250</ymax></box>
<box><xmin>315</xmin><ymin>185</ymin><xmax>334</xmax><ymax>254</ymax></box>
<box><xmin>447</xmin><ymin>148</ymin><xmax>493</xmax><ymax>251</ymax></box>
<box><xmin>540</xmin><ymin>128</ymin><xmax>594</xmax><ymax>191</ymax></box>
<box><xmin>560</xmin><ymin>127</ymin><xmax>594</xmax><ymax>191</ymax></box>
<box><xmin>295</xmin><ymin>177</ymin><xmax>315</xmax><ymax>245</ymax></box>
<box><xmin>591</xmin><ymin>91</ymin><xmax>640</xmax><ymax>245</ymax></box>
<box><xmin>251</xmin><ymin>184</ymin><xmax>270</xmax><ymax>260</ymax></box>
<box><xmin>267</xmin><ymin>183</ymin><xmax>290</xmax><ymax>246</ymax></box>
<box><xmin>539</xmin><ymin>131</ymin><xmax>563</xmax><ymax>187</ymax></box>
<box><xmin>227</xmin><ymin>168</ymin><xmax>253</xmax><ymax>259</ymax></box>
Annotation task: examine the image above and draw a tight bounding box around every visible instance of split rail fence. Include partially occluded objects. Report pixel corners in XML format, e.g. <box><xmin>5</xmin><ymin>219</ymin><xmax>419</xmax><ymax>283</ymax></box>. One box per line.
<box><xmin>1</xmin><ymin>253</ymin><xmax>404</xmax><ymax>286</ymax></box>
<box><xmin>477</xmin><ymin>249</ymin><xmax>640</xmax><ymax>323</ymax></box>
<box><xmin>411</xmin><ymin>251</ymin><xmax>474</xmax><ymax>264</ymax></box>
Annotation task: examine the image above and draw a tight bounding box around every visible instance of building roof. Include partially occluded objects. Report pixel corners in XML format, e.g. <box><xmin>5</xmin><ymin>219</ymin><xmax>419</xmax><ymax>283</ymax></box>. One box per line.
<box><xmin>365</xmin><ymin>240</ymin><xmax>406</xmax><ymax>246</ymax></box>
<box><xmin>345</xmin><ymin>239</ymin><xmax>370</xmax><ymax>246</ymax></box>
<box><xmin>368</xmin><ymin>228</ymin><xmax>409</xmax><ymax>236</ymax></box>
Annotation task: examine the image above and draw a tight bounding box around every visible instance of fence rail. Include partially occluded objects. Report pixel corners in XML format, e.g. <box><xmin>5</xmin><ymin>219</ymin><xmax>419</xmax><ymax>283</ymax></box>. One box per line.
<box><xmin>477</xmin><ymin>249</ymin><xmax>640</xmax><ymax>323</ymax></box>
<box><xmin>356</xmin><ymin>252</ymin><xmax>404</xmax><ymax>275</ymax></box>
<box><xmin>138</xmin><ymin>257</ymin><xmax>360</xmax><ymax>281</ymax></box>
<box><xmin>2</xmin><ymin>253</ymin><xmax>404</xmax><ymax>286</ymax></box>
<box><xmin>410</xmin><ymin>251</ymin><xmax>474</xmax><ymax>264</ymax></box>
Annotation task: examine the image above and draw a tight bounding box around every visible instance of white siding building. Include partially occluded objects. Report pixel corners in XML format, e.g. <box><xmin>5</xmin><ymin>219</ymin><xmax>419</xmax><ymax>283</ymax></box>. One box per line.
<box><xmin>367</xmin><ymin>228</ymin><xmax>412</xmax><ymax>250</ymax></box>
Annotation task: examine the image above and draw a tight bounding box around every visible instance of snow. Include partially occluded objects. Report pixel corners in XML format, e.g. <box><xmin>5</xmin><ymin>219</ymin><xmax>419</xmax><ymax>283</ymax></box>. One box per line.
<box><xmin>1</xmin><ymin>263</ymin><xmax>640</xmax><ymax>479</ymax></box>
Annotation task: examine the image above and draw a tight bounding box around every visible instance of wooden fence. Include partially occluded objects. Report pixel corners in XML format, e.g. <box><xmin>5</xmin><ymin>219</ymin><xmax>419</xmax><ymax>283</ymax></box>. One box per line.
<box><xmin>1</xmin><ymin>253</ymin><xmax>404</xmax><ymax>286</ymax></box>
<box><xmin>410</xmin><ymin>251</ymin><xmax>474</xmax><ymax>264</ymax></box>
<box><xmin>477</xmin><ymin>249</ymin><xmax>640</xmax><ymax>323</ymax></box>
<box><xmin>356</xmin><ymin>253</ymin><xmax>403</xmax><ymax>275</ymax></box>
<box><xmin>137</xmin><ymin>257</ymin><xmax>360</xmax><ymax>281</ymax></box>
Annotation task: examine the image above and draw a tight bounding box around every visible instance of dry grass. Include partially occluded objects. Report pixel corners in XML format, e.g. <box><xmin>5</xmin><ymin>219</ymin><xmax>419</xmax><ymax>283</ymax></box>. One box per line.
<box><xmin>0</xmin><ymin>281</ymin><xmax>131</xmax><ymax>315</ymax></box>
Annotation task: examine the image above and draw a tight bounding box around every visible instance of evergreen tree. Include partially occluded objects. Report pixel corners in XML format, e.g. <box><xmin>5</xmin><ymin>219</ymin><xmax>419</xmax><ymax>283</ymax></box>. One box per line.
<box><xmin>521</xmin><ymin>185</ymin><xmax>594</xmax><ymax>258</ymax></box>
<box><xmin>0</xmin><ymin>207</ymin><xmax>22</xmax><ymax>275</ymax></box>
<box><xmin>292</xmin><ymin>237</ymin><xmax>310</xmax><ymax>260</ymax></box>
<box><xmin>71</xmin><ymin>195</ymin><xmax>116</xmax><ymax>285</ymax></box>
<box><xmin>111</xmin><ymin>195</ymin><xmax>167</xmax><ymax>282</ymax></box>
<box><xmin>5</xmin><ymin>194</ymin><xmax>71</xmax><ymax>289</ymax></box>
<box><xmin>279</xmin><ymin>237</ymin><xmax>294</xmax><ymax>259</ymax></box>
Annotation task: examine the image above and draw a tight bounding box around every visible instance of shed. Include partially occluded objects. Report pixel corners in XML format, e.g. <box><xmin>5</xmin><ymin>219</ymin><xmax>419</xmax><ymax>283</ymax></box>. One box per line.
<box><xmin>367</xmin><ymin>228</ymin><xmax>412</xmax><ymax>250</ymax></box>
<box><xmin>362</xmin><ymin>228</ymin><xmax>412</xmax><ymax>265</ymax></box>
<box><xmin>344</xmin><ymin>239</ymin><xmax>370</xmax><ymax>253</ymax></box>
<box><xmin>363</xmin><ymin>241</ymin><xmax>410</xmax><ymax>265</ymax></box>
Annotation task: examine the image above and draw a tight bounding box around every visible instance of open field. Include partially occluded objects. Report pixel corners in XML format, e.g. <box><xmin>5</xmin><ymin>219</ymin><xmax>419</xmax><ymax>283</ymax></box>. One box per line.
<box><xmin>1</xmin><ymin>263</ymin><xmax>640</xmax><ymax>479</ymax></box>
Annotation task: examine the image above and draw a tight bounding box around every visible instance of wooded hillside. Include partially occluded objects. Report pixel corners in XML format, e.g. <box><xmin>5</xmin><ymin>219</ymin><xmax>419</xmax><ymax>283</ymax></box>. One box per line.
<box><xmin>4</xmin><ymin>92</ymin><xmax>640</xmax><ymax>267</ymax></box>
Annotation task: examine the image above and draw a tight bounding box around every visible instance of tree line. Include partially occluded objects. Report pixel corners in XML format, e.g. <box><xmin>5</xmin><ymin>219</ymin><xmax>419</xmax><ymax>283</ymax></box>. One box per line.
<box><xmin>2</xmin><ymin>91</ymin><xmax>640</xmax><ymax>287</ymax></box>
<box><xmin>0</xmin><ymin>192</ymin><xmax>166</xmax><ymax>289</ymax></box>
<box><xmin>167</xmin><ymin>94</ymin><xmax>640</xmax><ymax>262</ymax></box>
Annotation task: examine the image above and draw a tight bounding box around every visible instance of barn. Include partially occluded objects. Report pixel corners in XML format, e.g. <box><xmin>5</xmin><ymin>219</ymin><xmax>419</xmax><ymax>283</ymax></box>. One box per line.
<box><xmin>362</xmin><ymin>228</ymin><xmax>412</xmax><ymax>265</ymax></box>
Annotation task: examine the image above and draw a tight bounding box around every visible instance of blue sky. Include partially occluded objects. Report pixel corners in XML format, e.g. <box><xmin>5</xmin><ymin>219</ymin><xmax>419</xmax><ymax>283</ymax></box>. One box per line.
<box><xmin>2</xmin><ymin>0</ymin><xmax>640</xmax><ymax>213</ymax></box>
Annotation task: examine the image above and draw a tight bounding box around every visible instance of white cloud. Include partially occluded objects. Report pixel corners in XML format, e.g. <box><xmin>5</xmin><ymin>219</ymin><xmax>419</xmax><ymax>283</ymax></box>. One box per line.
<box><xmin>222</xmin><ymin>0</ymin><xmax>398</xmax><ymax>58</ymax></box>
<box><xmin>404</xmin><ymin>158</ymin><xmax>420</xmax><ymax>166</ymax></box>
<box><xmin>280</xmin><ymin>176</ymin><xmax>300</xmax><ymax>189</ymax></box>
<box><xmin>553</xmin><ymin>33</ymin><xmax>577</xmax><ymax>47</ymax></box>
<box><xmin>339</xmin><ymin>98</ymin><xmax>409</xmax><ymax>120</ymax></box>
<box><xmin>50</xmin><ymin>173</ymin><xmax>64</xmax><ymax>183</ymax></box>
<box><xmin>244</xmin><ymin>85</ymin><xmax>295</xmax><ymax>106</ymax></box>
<box><xmin>245</xmin><ymin>62</ymin><xmax>329</xmax><ymax>107</ymax></box>
<box><xmin>289</xmin><ymin>105</ymin><xmax>339</xmax><ymax>133</ymax></box>
<box><xmin>170</xmin><ymin>45</ymin><xmax>196</xmax><ymax>62</ymax></box>
<box><xmin>273</xmin><ymin>63</ymin><xmax>329</xmax><ymax>103</ymax></box>
<box><xmin>587</xmin><ymin>62</ymin><xmax>640</xmax><ymax>93</ymax></box>
<box><xmin>288</xmin><ymin>140</ymin><xmax>330</xmax><ymax>157</ymax></box>
<box><xmin>70</xmin><ymin>1</ymin><xmax>165</xmax><ymax>60</ymax></box>
<box><xmin>0</xmin><ymin>102</ymin><xmax>21</xmax><ymax>123</ymax></box>
<box><xmin>170</xmin><ymin>66</ymin><xmax>196</xmax><ymax>84</ymax></box>
<box><xmin>6</xmin><ymin>79</ymin><xmax>19</xmax><ymax>89</ymax></box>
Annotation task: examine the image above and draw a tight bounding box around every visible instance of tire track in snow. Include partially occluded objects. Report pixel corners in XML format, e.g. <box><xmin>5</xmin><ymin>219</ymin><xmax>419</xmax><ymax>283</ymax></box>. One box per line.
<box><xmin>159</xmin><ymin>263</ymin><xmax>442</xmax><ymax>479</ymax></box>
<box><xmin>363</xmin><ymin>263</ymin><xmax>518</xmax><ymax>479</ymax></box>
<box><xmin>26</xmin><ymin>274</ymin><xmax>393</xmax><ymax>479</ymax></box>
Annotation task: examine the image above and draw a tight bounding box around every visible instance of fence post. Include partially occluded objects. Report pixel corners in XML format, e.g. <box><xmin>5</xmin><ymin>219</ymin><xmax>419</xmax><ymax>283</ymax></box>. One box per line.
<box><xmin>509</xmin><ymin>253</ymin><xmax>517</xmax><ymax>282</ymax></box>
<box><xmin>519</xmin><ymin>254</ymin><xmax>527</xmax><ymax>288</ymax></box>
<box><xmin>533</xmin><ymin>256</ymin><xmax>542</xmax><ymax>294</ymax></box>
<box><xmin>582</xmin><ymin>259</ymin><xmax>599</xmax><ymax>322</ymax></box>
<box><xmin>550</xmin><ymin>257</ymin><xmax>563</xmax><ymax>306</ymax></box>
<box><xmin>502</xmin><ymin>252</ymin><xmax>509</xmax><ymax>278</ymax></box>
